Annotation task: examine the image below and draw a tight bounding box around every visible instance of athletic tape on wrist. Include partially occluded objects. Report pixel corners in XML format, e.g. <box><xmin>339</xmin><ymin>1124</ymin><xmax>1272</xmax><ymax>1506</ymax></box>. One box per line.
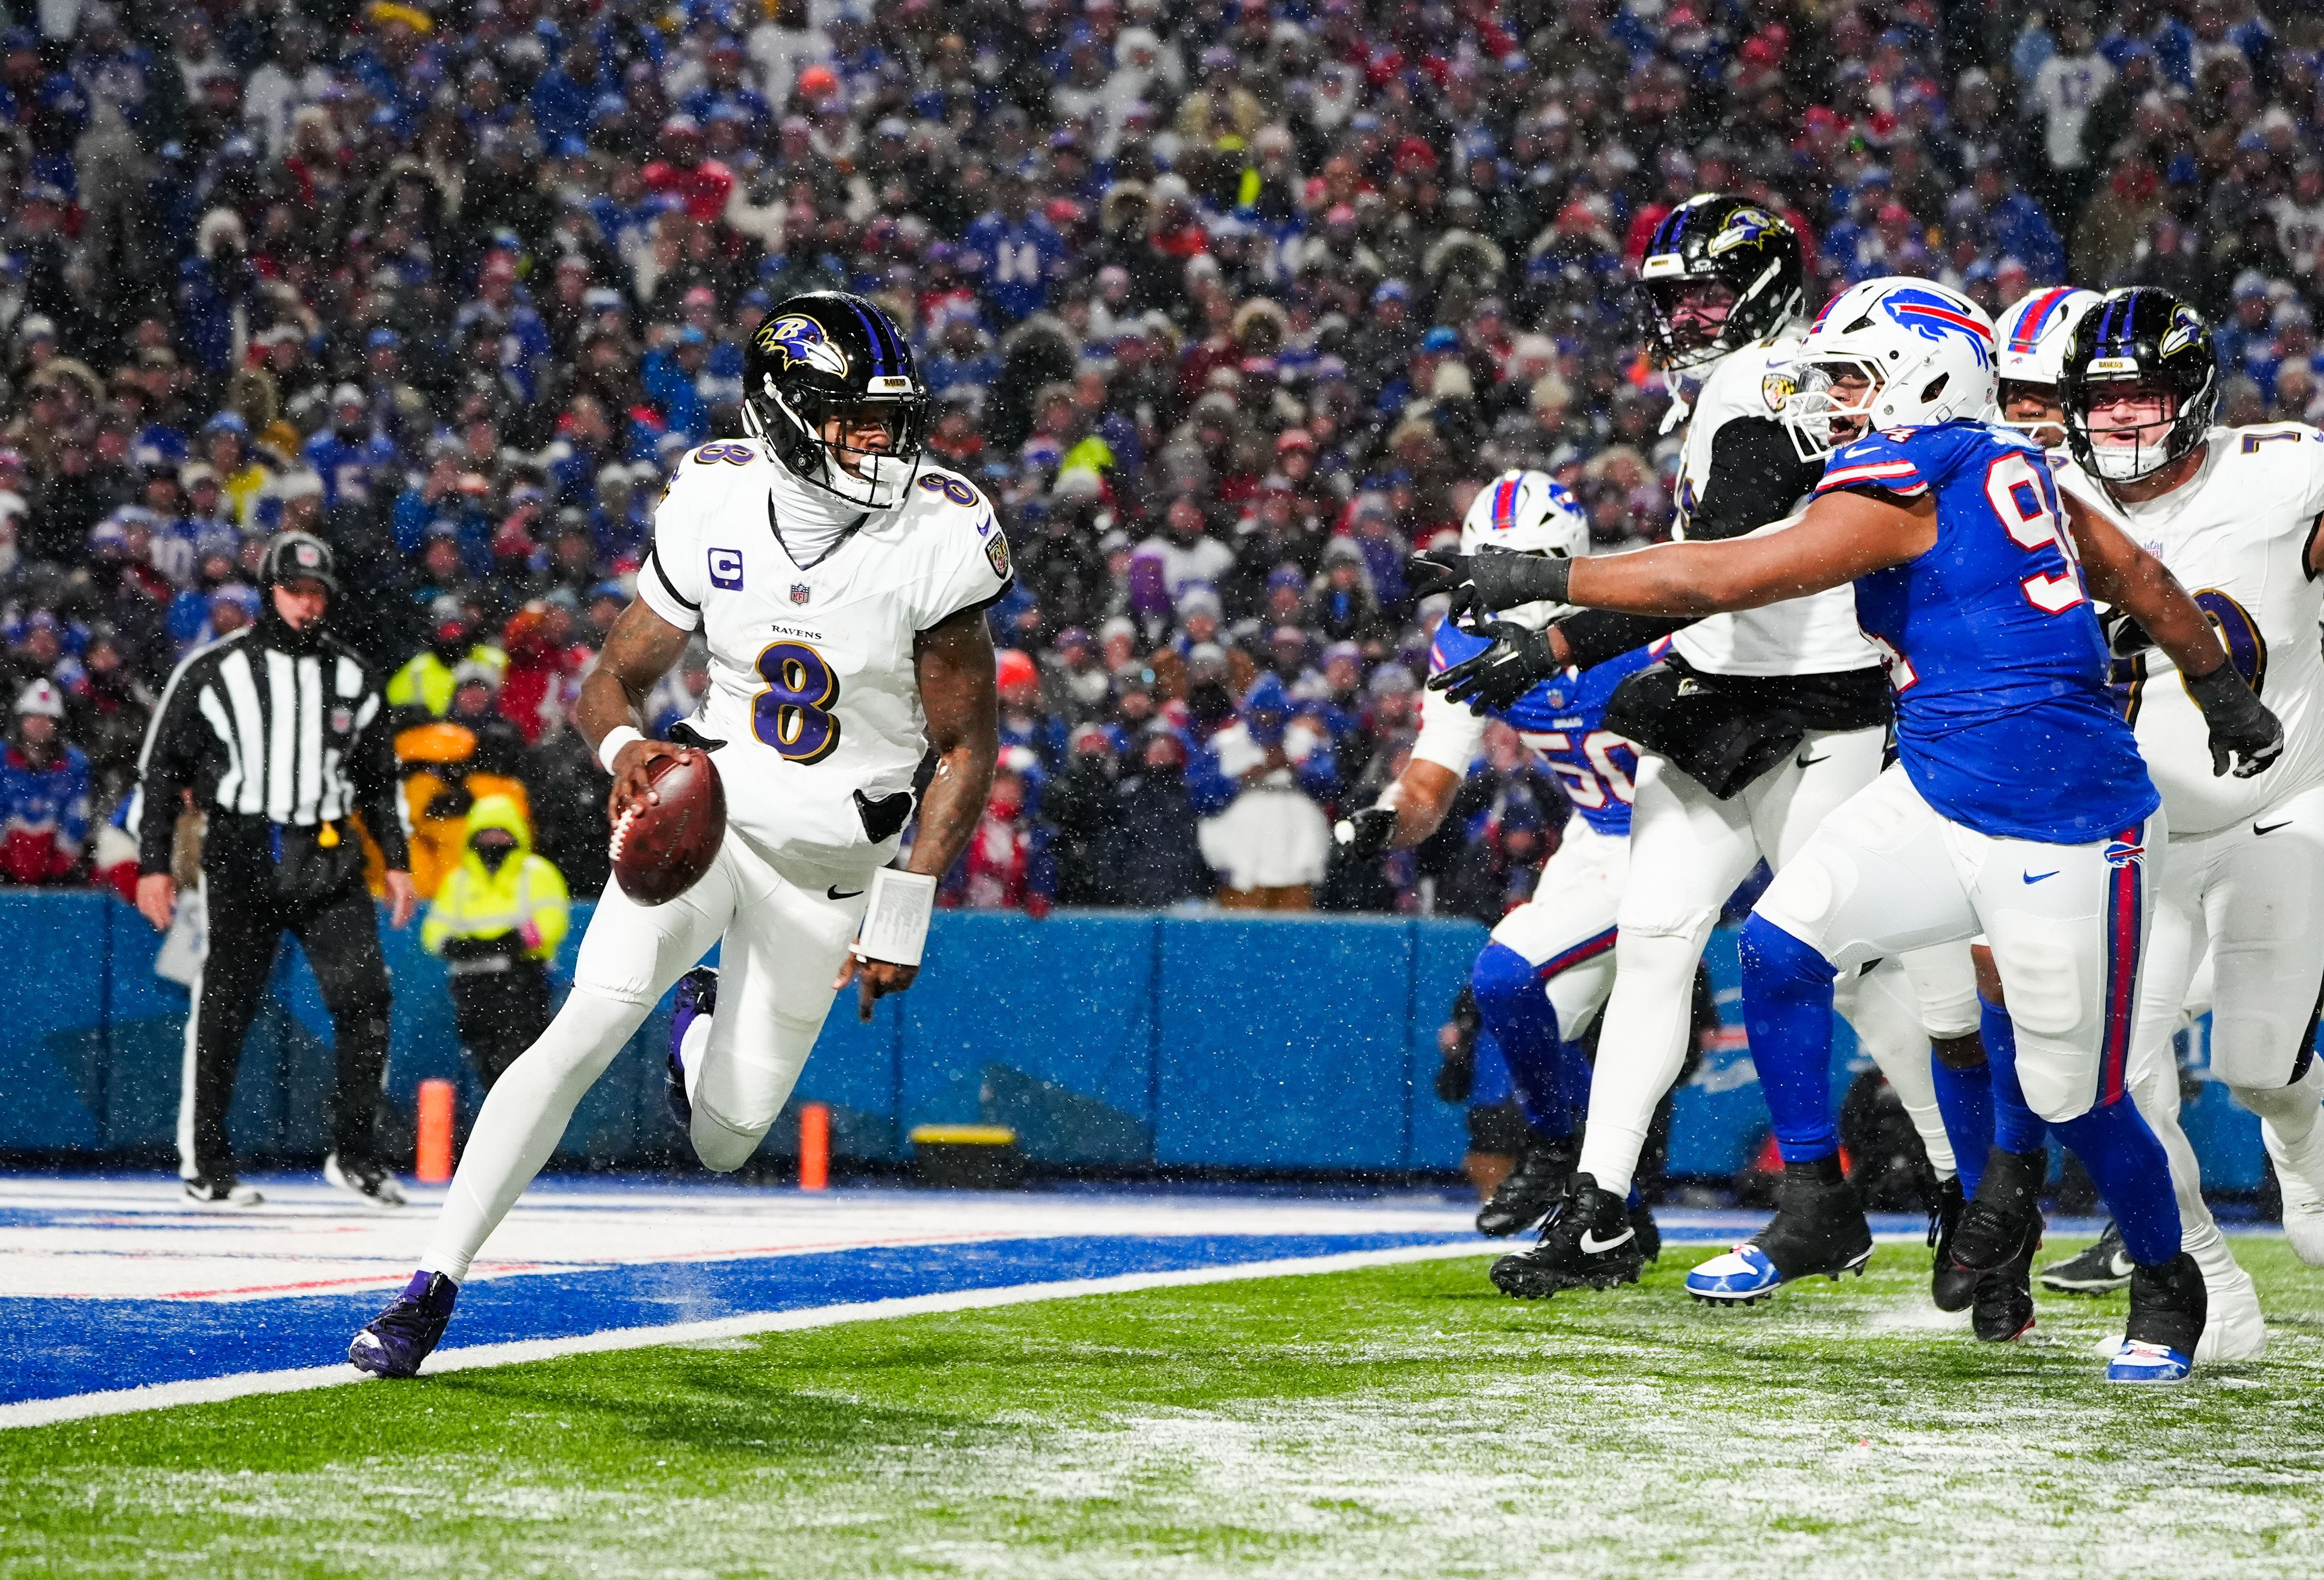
<box><xmin>852</xmin><ymin>867</ymin><xmax>938</xmax><ymax>967</ymax></box>
<box><xmin>597</xmin><ymin>725</ymin><xmax>645</xmax><ymax>774</ymax></box>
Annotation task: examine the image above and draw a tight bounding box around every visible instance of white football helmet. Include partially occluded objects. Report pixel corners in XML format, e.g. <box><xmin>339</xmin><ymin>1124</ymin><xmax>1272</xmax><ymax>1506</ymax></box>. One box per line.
<box><xmin>1781</xmin><ymin>278</ymin><xmax>1999</xmax><ymax>460</ymax></box>
<box><xmin>1996</xmin><ymin>286</ymin><xmax>2103</xmax><ymax>387</ymax></box>
<box><xmin>1458</xmin><ymin>469</ymin><xmax>1589</xmax><ymax>629</ymax></box>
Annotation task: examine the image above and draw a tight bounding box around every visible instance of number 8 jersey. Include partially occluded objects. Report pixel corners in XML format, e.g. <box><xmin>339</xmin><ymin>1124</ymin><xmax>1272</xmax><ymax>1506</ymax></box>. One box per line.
<box><xmin>2054</xmin><ymin>423</ymin><xmax>2324</xmax><ymax>836</ymax></box>
<box><xmin>1820</xmin><ymin>419</ymin><xmax>2157</xmax><ymax>844</ymax></box>
<box><xmin>637</xmin><ymin>443</ymin><xmax>1012</xmax><ymax>865</ymax></box>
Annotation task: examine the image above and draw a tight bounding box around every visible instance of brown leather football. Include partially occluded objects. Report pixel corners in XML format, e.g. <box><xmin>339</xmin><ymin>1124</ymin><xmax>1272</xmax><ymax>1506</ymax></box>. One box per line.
<box><xmin>610</xmin><ymin>750</ymin><xmax>726</xmax><ymax>905</ymax></box>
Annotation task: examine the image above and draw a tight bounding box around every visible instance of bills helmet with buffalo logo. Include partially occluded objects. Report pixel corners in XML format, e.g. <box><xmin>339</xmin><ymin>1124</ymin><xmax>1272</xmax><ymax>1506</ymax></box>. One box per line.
<box><xmin>741</xmin><ymin>291</ymin><xmax>930</xmax><ymax>509</ymax></box>
<box><xmin>1633</xmin><ymin>193</ymin><xmax>1808</xmax><ymax>371</ymax></box>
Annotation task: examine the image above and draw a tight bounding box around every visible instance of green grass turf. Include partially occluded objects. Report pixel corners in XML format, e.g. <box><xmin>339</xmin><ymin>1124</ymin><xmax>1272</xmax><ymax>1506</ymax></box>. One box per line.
<box><xmin>4</xmin><ymin>1237</ymin><xmax>2323</xmax><ymax>1579</ymax></box>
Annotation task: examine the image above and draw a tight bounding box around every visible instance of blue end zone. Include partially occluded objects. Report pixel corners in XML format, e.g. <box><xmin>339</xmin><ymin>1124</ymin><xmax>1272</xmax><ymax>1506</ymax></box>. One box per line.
<box><xmin>3</xmin><ymin>1231</ymin><xmax>1464</xmax><ymax>1407</ymax></box>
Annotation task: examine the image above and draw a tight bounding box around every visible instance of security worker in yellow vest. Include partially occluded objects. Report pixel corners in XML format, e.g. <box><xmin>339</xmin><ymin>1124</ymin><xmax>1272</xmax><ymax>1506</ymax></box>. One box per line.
<box><xmin>420</xmin><ymin>795</ymin><xmax>569</xmax><ymax>1086</ymax></box>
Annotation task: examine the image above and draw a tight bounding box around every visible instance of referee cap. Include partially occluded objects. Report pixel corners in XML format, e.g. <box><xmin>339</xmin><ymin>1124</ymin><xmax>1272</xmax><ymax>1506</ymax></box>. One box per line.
<box><xmin>260</xmin><ymin>531</ymin><xmax>339</xmax><ymax>595</ymax></box>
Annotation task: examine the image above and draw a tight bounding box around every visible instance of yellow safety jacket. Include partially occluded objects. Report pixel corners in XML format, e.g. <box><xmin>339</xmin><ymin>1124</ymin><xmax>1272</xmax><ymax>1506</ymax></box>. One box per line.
<box><xmin>387</xmin><ymin>643</ymin><xmax>510</xmax><ymax>717</ymax></box>
<box><xmin>420</xmin><ymin>794</ymin><xmax>570</xmax><ymax>962</ymax></box>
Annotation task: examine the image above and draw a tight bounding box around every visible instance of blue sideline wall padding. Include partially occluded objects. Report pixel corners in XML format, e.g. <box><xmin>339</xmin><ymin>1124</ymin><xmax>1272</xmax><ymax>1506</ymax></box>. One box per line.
<box><xmin>0</xmin><ymin>891</ymin><xmax>2275</xmax><ymax>1188</ymax></box>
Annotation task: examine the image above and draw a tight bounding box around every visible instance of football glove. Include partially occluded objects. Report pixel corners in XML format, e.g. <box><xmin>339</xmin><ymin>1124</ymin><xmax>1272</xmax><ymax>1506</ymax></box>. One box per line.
<box><xmin>1333</xmin><ymin>805</ymin><xmax>1399</xmax><ymax>863</ymax></box>
<box><xmin>1407</xmin><ymin>550</ymin><xmax>1573</xmax><ymax>620</ymax></box>
<box><xmin>1429</xmin><ymin>621</ymin><xmax>1561</xmax><ymax>714</ymax></box>
<box><xmin>2185</xmin><ymin>663</ymin><xmax>2284</xmax><ymax>779</ymax></box>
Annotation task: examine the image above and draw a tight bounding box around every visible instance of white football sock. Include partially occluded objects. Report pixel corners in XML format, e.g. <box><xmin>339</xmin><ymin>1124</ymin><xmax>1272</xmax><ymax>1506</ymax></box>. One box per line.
<box><xmin>420</xmin><ymin>988</ymin><xmax>653</xmax><ymax>1283</ymax></box>
<box><xmin>1576</xmin><ymin>930</ymin><xmax>1704</xmax><ymax>1198</ymax></box>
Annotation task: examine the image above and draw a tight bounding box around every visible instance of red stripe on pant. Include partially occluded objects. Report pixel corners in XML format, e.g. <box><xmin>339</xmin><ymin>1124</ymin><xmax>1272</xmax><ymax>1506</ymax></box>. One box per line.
<box><xmin>2099</xmin><ymin>823</ymin><xmax>2144</xmax><ymax>1105</ymax></box>
<box><xmin>1537</xmin><ymin>927</ymin><xmax>1618</xmax><ymax>981</ymax></box>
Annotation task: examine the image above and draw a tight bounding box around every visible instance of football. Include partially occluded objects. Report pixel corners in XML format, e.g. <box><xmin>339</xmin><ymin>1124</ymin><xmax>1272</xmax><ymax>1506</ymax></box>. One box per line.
<box><xmin>609</xmin><ymin>749</ymin><xmax>726</xmax><ymax>905</ymax></box>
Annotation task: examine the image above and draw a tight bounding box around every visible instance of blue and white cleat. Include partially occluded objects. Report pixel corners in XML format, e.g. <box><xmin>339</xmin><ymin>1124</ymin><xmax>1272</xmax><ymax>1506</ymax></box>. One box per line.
<box><xmin>666</xmin><ymin>967</ymin><xmax>718</xmax><ymax>1130</ymax></box>
<box><xmin>1685</xmin><ymin>1243</ymin><xmax>1784</xmax><ymax>1303</ymax></box>
<box><xmin>2106</xmin><ymin>1251</ymin><xmax>2207</xmax><ymax>1384</ymax></box>
<box><xmin>2105</xmin><ymin>1339</ymin><xmax>2194</xmax><ymax>1384</ymax></box>
<box><xmin>348</xmin><ymin>1271</ymin><xmax>458</xmax><ymax>1379</ymax></box>
<box><xmin>1686</xmin><ymin>1158</ymin><xmax>1873</xmax><ymax>1306</ymax></box>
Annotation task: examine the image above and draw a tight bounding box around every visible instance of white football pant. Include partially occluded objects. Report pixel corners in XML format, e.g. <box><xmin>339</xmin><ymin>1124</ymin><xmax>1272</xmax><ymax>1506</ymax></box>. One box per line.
<box><xmin>1576</xmin><ymin>726</ymin><xmax>1959</xmax><ymax>1195</ymax></box>
<box><xmin>419</xmin><ymin>833</ymin><xmax>871</xmax><ymax>1282</ymax></box>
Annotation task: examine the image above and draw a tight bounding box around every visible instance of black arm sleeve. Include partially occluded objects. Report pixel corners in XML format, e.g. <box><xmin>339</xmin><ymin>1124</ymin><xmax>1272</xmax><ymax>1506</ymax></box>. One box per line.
<box><xmin>1686</xmin><ymin>416</ymin><xmax>1824</xmax><ymax>542</ymax></box>
<box><xmin>133</xmin><ymin>668</ymin><xmax>207</xmax><ymax>874</ymax></box>
<box><xmin>1556</xmin><ymin>609</ymin><xmax>1700</xmax><ymax>669</ymax></box>
<box><xmin>348</xmin><ymin>694</ymin><xmax>413</xmax><ymax>871</ymax></box>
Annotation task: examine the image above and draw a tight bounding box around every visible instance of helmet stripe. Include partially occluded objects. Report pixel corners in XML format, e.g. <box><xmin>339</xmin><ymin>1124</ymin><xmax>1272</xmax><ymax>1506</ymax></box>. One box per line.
<box><xmin>2008</xmin><ymin>287</ymin><xmax>2073</xmax><ymax>354</ymax></box>
<box><xmin>842</xmin><ymin>298</ymin><xmax>896</xmax><ymax>378</ymax></box>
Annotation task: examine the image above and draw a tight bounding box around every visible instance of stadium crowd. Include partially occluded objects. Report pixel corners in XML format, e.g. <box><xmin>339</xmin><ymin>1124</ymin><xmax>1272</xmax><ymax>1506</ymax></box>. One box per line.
<box><xmin>1</xmin><ymin>0</ymin><xmax>2320</xmax><ymax>920</ymax></box>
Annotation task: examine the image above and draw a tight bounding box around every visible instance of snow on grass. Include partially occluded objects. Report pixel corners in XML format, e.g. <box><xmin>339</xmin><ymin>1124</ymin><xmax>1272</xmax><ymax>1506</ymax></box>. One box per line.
<box><xmin>3</xmin><ymin>1241</ymin><xmax>2322</xmax><ymax>1579</ymax></box>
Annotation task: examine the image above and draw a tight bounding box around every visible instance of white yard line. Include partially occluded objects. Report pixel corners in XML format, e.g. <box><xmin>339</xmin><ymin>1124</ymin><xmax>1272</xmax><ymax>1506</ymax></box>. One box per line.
<box><xmin>0</xmin><ymin>1239</ymin><xmax>1496</xmax><ymax>1431</ymax></box>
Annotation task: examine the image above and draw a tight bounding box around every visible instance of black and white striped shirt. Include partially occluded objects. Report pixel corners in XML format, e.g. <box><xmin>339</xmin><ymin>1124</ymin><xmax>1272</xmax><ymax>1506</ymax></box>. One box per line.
<box><xmin>130</xmin><ymin>625</ymin><xmax>411</xmax><ymax>874</ymax></box>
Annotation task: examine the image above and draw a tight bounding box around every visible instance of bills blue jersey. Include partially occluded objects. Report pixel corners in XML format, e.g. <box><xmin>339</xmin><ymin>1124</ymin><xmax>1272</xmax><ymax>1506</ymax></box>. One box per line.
<box><xmin>1818</xmin><ymin>420</ymin><xmax>2158</xmax><ymax>843</ymax></box>
<box><xmin>1425</xmin><ymin>628</ymin><xmax>1658</xmax><ymax>836</ymax></box>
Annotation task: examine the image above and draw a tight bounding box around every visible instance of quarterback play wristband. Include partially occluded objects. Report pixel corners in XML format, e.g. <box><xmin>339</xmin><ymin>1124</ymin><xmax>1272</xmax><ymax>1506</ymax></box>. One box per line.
<box><xmin>597</xmin><ymin>725</ymin><xmax>646</xmax><ymax>774</ymax></box>
<box><xmin>852</xmin><ymin>868</ymin><xmax>939</xmax><ymax>967</ymax></box>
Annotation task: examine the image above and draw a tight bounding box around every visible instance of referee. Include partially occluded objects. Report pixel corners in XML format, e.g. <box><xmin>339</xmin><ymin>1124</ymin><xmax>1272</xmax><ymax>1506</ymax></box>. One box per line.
<box><xmin>130</xmin><ymin>533</ymin><xmax>419</xmax><ymax>1208</ymax></box>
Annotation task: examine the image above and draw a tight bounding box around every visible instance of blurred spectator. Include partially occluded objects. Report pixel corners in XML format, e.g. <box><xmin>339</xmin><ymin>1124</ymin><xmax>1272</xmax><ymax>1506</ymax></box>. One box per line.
<box><xmin>939</xmin><ymin>746</ymin><xmax>1057</xmax><ymax>917</ymax></box>
<box><xmin>1190</xmin><ymin>674</ymin><xmax>1338</xmax><ymax>910</ymax></box>
<box><xmin>0</xmin><ymin>680</ymin><xmax>90</xmax><ymax>886</ymax></box>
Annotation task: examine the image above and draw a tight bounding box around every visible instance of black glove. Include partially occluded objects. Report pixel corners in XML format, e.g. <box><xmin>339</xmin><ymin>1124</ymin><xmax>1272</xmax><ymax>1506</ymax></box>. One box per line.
<box><xmin>1430</xmin><ymin>620</ymin><xmax>1561</xmax><ymax>713</ymax></box>
<box><xmin>1333</xmin><ymin>804</ymin><xmax>1398</xmax><ymax>863</ymax></box>
<box><xmin>2099</xmin><ymin>606</ymin><xmax>2155</xmax><ymax>660</ymax></box>
<box><xmin>1406</xmin><ymin>551</ymin><xmax>1473</xmax><ymax>611</ymax></box>
<box><xmin>2185</xmin><ymin>663</ymin><xmax>2284</xmax><ymax>778</ymax></box>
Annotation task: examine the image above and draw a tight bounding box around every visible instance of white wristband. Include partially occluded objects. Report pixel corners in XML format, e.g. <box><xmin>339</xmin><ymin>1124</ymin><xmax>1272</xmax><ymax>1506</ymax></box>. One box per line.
<box><xmin>597</xmin><ymin>725</ymin><xmax>645</xmax><ymax>774</ymax></box>
<box><xmin>850</xmin><ymin>867</ymin><xmax>938</xmax><ymax>967</ymax></box>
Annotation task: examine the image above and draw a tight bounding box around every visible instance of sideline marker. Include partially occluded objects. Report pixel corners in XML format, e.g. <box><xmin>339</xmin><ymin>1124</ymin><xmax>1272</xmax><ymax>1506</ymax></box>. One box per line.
<box><xmin>416</xmin><ymin>1079</ymin><xmax>456</xmax><ymax>1183</ymax></box>
<box><xmin>799</xmin><ymin>1102</ymin><xmax>830</xmax><ymax>1190</ymax></box>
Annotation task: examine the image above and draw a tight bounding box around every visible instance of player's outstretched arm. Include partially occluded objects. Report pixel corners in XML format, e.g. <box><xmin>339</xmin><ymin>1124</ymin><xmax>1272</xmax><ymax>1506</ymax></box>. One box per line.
<box><xmin>834</xmin><ymin>605</ymin><xmax>1002</xmax><ymax>1020</ymax></box>
<box><xmin>577</xmin><ymin>597</ymin><xmax>699</xmax><ymax>819</ymax></box>
<box><xmin>2061</xmin><ymin>494</ymin><xmax>2284</xmax><ymax>777</ymax></box>
<box><xmin>1337</xmin><ymin>759</ymin><xmax>1461</xmax><ymax>860</ymax></box>
<box><xmin>1415</xmin><ymin>488</ymin><xmax>1933</xmax><ymax>621</ymax></box>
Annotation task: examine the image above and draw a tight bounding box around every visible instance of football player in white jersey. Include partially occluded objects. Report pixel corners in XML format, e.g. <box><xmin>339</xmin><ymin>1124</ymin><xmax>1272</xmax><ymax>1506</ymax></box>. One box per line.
<box><xmin>1338</xmin><ymin>471</ymin><xmax>1659</xmax><ymax>1247</ymax></box>
<box><xmin>1418</xmin><ymin>198</ymin><xmax>1978</xmax><ymax>1301</ymax></box>
<box><xmin>2041</xmin><ymin>289</ymin><xmax>2324</xmax><ymax>1333</ymax></box>
<box><xmin>348</xmin><ymin>292</ymin><xmax>1008</xmax><ymax>1377</ymax></box>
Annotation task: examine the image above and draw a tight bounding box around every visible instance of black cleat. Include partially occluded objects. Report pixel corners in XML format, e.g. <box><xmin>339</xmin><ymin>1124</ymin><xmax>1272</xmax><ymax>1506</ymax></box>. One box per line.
<box><xmin>1950</xmin><ymin>1147</ymin><xmax>2046</xmax><ymax>1272</ymax></box>
<box><xmin>1685</xmin><ymin>1158</ymin><xmax>1872</xmax><ymax>1304</ymax></box>
<box><xmin>1475</xmin><ymin>1133</ymin><xmax>1578</xmax><ymax>1237</ymax></box>
<box><xmin>325</xmin><ymin>1153</ymin><xmax>406</xmax><ymax>1208</ymax></box>
<box><xmin>348</xmin><ymin>1271</ymin><xmax>459</xmax><ymax>1379</ymax></box>
<box><xmin>2039</xmin><ymin>1220</ymin><xmax>2134</xmax><ymax>1295</ymax></box>
<box><xmin>1488</xmin><ymin>1173</ymin><xmax>1645</xmax><ymax>1298</ymax></box>
<box><xmin>1970</xmin><ymin>1207</ymin><xmax>2043</xmax><ymax>1342</ymax></box>
<box><xmin>666</xmin><ymin>967</ymin><xmax>718</xmax><ymax>1130</ymax></box>
<box><xmin>2108</xmin><ymin>1251</ymin><xmax>2207</xmax><ymax>1383</ymax></box>
<box><xmin>1928</xmin><ymin>1174</ymin><xmax>1976</xmax><ymax>1313</ymax></box>
<box><xmin>1630</xmin><ymin>1201</ymin><xmax>1661</xmax><ymax>1264</ymax></box>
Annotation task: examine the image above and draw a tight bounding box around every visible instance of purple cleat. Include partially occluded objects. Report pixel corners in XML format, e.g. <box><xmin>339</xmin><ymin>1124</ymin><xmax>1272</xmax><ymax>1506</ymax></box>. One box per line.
<box><xmin>348</xmin><ymin>1271</ymin><xmax>459</xmax><ymax>1379</ymax></box>
<box><xmin>667</xmin><ymin>967</ymin><xmax>718</xmax><ymax>1130</ymax></box>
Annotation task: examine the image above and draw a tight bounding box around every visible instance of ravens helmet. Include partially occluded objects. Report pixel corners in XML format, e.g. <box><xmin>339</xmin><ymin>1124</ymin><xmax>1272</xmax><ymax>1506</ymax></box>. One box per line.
<box><xmin>2059</xmin><ymin>287</ymin><xmax>2218</xmax><ymax>486</ymax></box>
<box><xmin>742</xmin><ymin>291</ymin><xmax>930</xmax><ymax>509</ymax></box>
<box><xmin>1633</xmin><ymin>194</ymin><xmax>1807</xmax><ymax>371</ymax></box>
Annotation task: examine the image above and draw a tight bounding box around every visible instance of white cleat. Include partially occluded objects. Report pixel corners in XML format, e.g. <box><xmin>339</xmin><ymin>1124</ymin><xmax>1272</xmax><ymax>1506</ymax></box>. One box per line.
<box><xmin>2262</xmin><ymin>1120</ymin><xmax>2324</xmax><ymax>1266</ymax></box>
<box><xmin>325</xmin><ymin>1153</ymin><xmax>407</xmax><ymax>1209</ymax></box>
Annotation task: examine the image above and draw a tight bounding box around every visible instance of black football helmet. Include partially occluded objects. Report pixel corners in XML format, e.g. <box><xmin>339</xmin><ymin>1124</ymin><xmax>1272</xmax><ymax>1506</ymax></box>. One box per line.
<box><xmin>2059</xmin><ymin>287</ymin><xmax>2218</xmax><ymax>487</ymax></box>
<box><xmin>1632</xmin><ymin>194</ymin><xmax>1807</xmax><ymax>371</ymax></box>
<box><xmin>742</xmin><ymin>290</ymin><xmax>929</xmax><ymax>509</ymax></box>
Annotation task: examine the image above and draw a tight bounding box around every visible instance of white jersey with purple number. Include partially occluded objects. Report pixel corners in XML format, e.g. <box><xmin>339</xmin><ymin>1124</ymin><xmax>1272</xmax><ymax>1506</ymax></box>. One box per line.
<box><xmin>2055</xmin><ymin>423</ymin><xmax>2324</xmax><ymax>837</ymax></box>
<box><xmin>1668</xmin><ymin>333</ymin><xmax>1879</xmax><ymax>677</ymax></box>
<box><xmin>638</xmin><ymin>442</ymin><xmax>1011</xmax><ymax>865</ymax></box>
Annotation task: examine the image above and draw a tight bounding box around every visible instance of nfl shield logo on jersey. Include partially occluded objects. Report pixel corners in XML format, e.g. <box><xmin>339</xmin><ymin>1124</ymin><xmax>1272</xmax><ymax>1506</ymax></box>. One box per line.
<box><xmin>790</xmin><ymin>582</ymin><xmax>812</xmax><ymax>605</ymax></box>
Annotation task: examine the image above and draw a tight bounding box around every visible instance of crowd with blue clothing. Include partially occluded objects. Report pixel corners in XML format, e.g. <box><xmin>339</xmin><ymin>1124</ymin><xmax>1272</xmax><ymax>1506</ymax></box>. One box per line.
<box><xmin>0</xmin><ymin>0</ymin><xmax>2317</xmax><ymax>949</ymax></box>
